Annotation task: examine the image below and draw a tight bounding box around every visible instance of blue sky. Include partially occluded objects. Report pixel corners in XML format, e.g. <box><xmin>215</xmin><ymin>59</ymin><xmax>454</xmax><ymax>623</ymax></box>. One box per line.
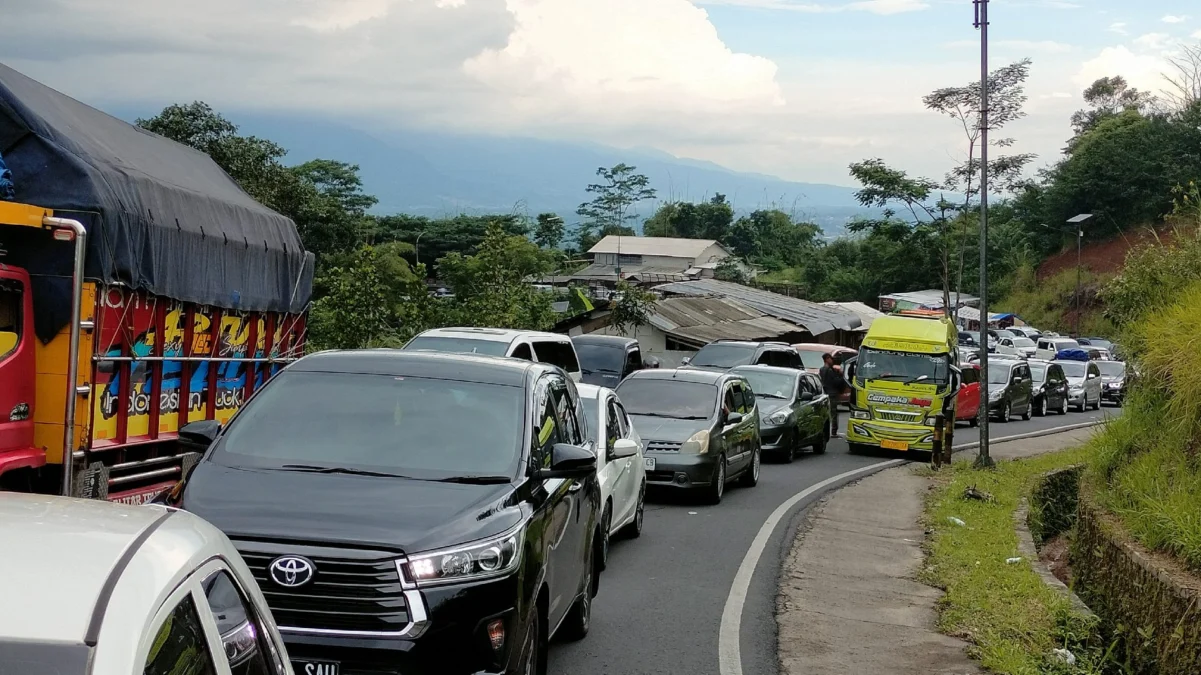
<box><xmin>3</xmin><ymin>0</ymin><xmax>1197</xmax><ymax>186</ymax></box>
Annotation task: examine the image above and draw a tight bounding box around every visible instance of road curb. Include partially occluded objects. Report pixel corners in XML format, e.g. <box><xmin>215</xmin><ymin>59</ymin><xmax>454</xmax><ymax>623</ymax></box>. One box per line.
<box><xmin>951</xmin><ymin>419</ymin><xmax>1107</xmax><ymax>454</ymax></box>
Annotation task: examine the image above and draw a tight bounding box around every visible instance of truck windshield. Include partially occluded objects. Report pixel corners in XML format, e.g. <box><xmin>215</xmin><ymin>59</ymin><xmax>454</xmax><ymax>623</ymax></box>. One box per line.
<box><xmin>0</xmin><ymin>640</ymin><xmax>90</xmax><ymax>675</ymax></box>
<box><xmin>857</xmin><ymin>347</ymin><xmax>950</xmax><ymax>386</ymax></box>
<box><xmin>213</xmin><ymin>371</ymin><xmax>525</xmax><ymax>478</ymax></box>
<box><xmin>405</xmin><ymin>336</ymin><xmax>509</xmax><ymax>356</ymax></box>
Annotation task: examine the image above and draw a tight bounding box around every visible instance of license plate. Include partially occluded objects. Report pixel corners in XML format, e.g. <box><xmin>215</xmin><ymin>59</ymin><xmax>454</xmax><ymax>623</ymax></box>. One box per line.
<box><xmin>293</xmin><ymin>660</ymin><xmax>340</xmax><ymax>675</ymax></box>
<box><xmin>881</xmin><ymin>439</ymin><xmax>909</xmax><ymax>451</ymax></box>
<box><xmin>644</xmin><ymin>457</ymin><xmax>656</xmax><ymax>471</ymax></box>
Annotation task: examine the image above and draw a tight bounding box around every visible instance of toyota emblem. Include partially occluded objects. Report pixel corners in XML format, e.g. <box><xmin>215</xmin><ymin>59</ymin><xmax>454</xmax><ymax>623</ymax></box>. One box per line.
<box><xmin>269</xmin><ymin>555</ymin><xmax>316</xmax><ymax>588</ymax></box>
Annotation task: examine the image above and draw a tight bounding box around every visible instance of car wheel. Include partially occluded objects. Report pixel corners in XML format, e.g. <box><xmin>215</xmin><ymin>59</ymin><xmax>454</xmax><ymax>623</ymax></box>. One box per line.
<box><xmin>997</xmin><ymin>401</ymin><xmax>1011</xmax><ymax>423</ymax></box>
<box><xmin>780</xmin><ymin>432</ymin><xmax>795</xmax><ymax>464</ymax></box>
<box><xmin>1021</xmin><ymin>403</ymin><xmax>1031</xmax><ymax>421</ymax></box>
<box><xmin>812</xmin><ymin>425</ymin><xmax>828</xmax><ymax>455</ymax></box>
<box><xmin>969</xmin><ymin>415</ymin><xmax>979</xmax><ymax>428</ymax></box>
<box><xmin>558</xmin><ymin>545</ymin><xmax>594</xmax><ymax>642</ymax></box>
<box><xmin>1034</xmin><ymin>396</ymin><xmax>1047</xmax><ymax>417</ymax></box>
<box><xmin>706</xmin><ymin>456</ymin><xmax>726</xmax><ymax>504</ymax></box>
<box><xmin>518</xmin><ymin>610</ymin><xmax>543</xmax><ymax>675</ymax></box>
<box><xmin>622</xmin><ymin>483</ymin><xmax>645</xmax><ymax>539</ymax></box>
<box><xmin>740</xmin><ymin>446</ymin><xmax>761</xmax><ymax>488</ymax></box>
<box><xmin>1059</xmin><ymin>397</ymin><xmax>1069</xmax><ymax>415</ymax></box>
<box><xmin>598</xmin><ymin>506</ymin><xmax>611</xmax><ymax>571</ymax></box>
<box><xmin>1092</xmin><ymin>396</ymin><xmax>1102</xmax><ymax>411</ymax></box>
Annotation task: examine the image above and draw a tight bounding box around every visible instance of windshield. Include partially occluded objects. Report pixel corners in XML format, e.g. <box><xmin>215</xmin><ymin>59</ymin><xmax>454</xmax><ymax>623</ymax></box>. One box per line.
<box><xmin>1029</xmin><ymin>363</ymin><xmax>1048</xmax><ymax>381</ymax></box>
<box><xmin>575</xmin><ymin>343</ymin><xmax>625</xmax><ymax>374</ymax></box>
<box><xmin>0</xmin><ymin>641</ymin><xmax>90</xmax><ymax>675</ymax></box>
<box><xmin>1013</xmin><ymin>337</ymin><xmax>1035</xmax><ymax>348</ymax></box>
<box><xmin>1054</xmin><ymin>340</ymin><xmax>1080</xmax><ymax>351</ymax></box>
<box><xmin>213</xmin><ymin>371</ymin><xmax>525</xmax><ymax>478</ymax></box>
<box><xmin>405</xmin><ymin>335</ymin><xmax>509</xmax><ymax>356</ymax></box>
<box><xmin>988</xmin><ymin>366</ymin><xmax>1013</xmax><ymax>385</ymax></box>
<box><xmin>857</xmin><ymin>347</ymin><xmax>950</xmax><ymax>385</ymax></box>
<box><xmin>733</xmin><ymin>369</ymin><xmax>796</xmax><ymax>400</ymax></box>
<box><xmin>1097</xmin><ymin>361</ymin><xmax>1126</xmax><ymax>377</ymax></box>
<box><xmin>616</xmin><ymin>379</ymin><xmax>716</xmax><ymax>419</ymax></box>
<box><xmin>1058</xmin><ymin>362</ymin><xmax>1087</xmax><ymax>378</ymax></box>
<box><xmin>797</xmin><ymin>350</ymin><xmax>825</xmax><ymax>369</ymax></box>
<box><xmin>691</xmin><ymin>344</ymin><xmax>756</xmax><ymax>368</ymax></box>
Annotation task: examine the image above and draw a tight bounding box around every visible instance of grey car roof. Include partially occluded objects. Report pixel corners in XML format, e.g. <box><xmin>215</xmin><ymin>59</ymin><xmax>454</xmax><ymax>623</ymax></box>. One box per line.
<box><xmin>622</xmin><ymin>367</ymin><xmax>733</xmax><ymax>385</ymax></box>
<box><xmin>293</xmin><ymin>349</ymin><xmax>553</xmax><ymax>387</ymax></box>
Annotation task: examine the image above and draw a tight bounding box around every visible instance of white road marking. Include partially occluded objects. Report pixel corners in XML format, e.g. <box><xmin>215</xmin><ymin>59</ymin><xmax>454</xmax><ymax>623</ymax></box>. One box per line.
<box><xmin>717</xmin><ymin>420</ymin><xmax>1108</xmax><ymax>675</ymax></box>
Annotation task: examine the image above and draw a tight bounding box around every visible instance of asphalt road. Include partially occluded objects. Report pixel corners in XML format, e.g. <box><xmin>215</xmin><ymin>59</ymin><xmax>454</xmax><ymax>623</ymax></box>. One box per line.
<box><xmin>547</xmin><ymin>403</ymin><xmax>1116</xmax><ymax>675</ymax></box>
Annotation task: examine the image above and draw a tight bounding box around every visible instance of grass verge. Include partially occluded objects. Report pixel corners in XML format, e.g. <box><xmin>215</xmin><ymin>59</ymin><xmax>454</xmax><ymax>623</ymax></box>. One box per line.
<box><xmin>920</xmin><ymin>447</ymin><xmax>1114</xmax><ymax>674</ymax></box>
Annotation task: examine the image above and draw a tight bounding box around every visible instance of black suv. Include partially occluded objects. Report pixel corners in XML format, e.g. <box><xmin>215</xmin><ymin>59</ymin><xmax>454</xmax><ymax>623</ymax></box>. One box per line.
<box><xmin>685</xmin><ymin>340</ymin><xmax>802</xmax><ymax>371</ymax></box>
<box><xmin>175</xmin><ymin>351</ymin><xmax>602</xmax><ymax>675</ymax></box>
<box><xmin>571</xmin><ymin>334</ymin><xmax>645</xmax><ymax>387</ymax></box>
<box><xmin>987</xmin><ymin>358</ymin><xmax>1034</xmax><ymax>422</ymax></box>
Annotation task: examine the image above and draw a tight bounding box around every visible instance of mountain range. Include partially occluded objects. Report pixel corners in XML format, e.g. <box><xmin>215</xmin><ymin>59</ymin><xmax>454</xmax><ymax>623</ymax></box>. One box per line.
<box><xmin>114</xmin><ymin>109</ymin><xmax>872</xmax><ymax>236</ymax></box>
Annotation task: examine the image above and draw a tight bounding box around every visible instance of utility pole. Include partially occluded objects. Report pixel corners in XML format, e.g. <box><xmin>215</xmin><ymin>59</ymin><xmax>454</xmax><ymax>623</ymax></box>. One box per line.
<box><xmin>1067</xmin><ymin>213</ymin><xmax>1093</xmax><ymax>336</ymax></box>
<box><xmin>973</xmin><ymin>0</ymin><xmax>994</xmax><ymax>469</ymax></box>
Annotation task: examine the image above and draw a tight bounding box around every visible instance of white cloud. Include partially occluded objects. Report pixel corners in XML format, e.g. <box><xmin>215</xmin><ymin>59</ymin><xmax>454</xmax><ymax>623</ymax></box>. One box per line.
<box><xmin>1039</xmin><ymin>92</ymin><xmax>1073</xmax><ymax>99</ymax></box>
<box><xmin>1076</xmin><ymin>46</ymin><xmax>1169</xmax><ymax>93</ymax></box>
<box><xmin>691</xmin><ymin>0</ymin><xmax>929</xmax><ymax>14</ymax></box>
<box><xmin>1161</xmin><ymin>15</ymin><xmax>1189</xmax><ymax>24</ymax></box>
<box><xmin>1193</xmin><ymin>29</ymin><xmax>1201</xmax><ymax>39</ymax></box>
<box><xmin>1108</xmin><ymin>22</ymin><xmax>1127</xmax><ymax>35</ymax></box>
<box><xmin>945</xmin><ymin>39</ymin><xmax>1073</xmax><ymax>54</ymax></box>
<box><xmin>1133</xmin><ymin>32</ymin><xmax>1171</xmax><ymax>51</ymax></box>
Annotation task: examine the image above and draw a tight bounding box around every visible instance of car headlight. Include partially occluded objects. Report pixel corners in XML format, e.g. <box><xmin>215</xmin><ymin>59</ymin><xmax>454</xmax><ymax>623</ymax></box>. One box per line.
<box><xmin>851</xmin><ymin>409</ymin><xmax>871</xmax><ymax>420</ymax></box>
<box><xmin>404</xmin><ymin>527</ymin><xmax>524</xmax><ymax>587</ymax></box>
<box><xmin>680</xmin><ymin>429</ymin><xmax>711</xmax><ymax>454</ymax></box>
<box><xmin>768</xmin><ymin>410</ymin><xmax>792</xmax><ymax>425</ymax></box>
<box><xmin>923</xmin><ymin>416</ymin><xmax>937</xmax><ymax>427</ymax></box>
<box><xmin>1070</xmin><ymin>386</ymin><xmax>1083</xmax><ymax>394</ymax></box>
<box><xmin>988</xmin><ymin>389</ymin><xmax>1004</xmax><ymax>401</ymax></box>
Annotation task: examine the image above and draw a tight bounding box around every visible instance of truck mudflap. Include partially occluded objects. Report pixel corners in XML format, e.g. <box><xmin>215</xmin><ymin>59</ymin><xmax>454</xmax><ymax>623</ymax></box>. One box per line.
<box><xmin>74</xmin><ymin>452</ymin><xmax>202</xmax><ymax>503</ymax></box>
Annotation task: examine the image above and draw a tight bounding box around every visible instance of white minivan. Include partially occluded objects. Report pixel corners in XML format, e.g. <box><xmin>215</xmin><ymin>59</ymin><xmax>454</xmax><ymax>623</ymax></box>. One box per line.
<box><xmin>1035</xmin><ymin>336</ymin><xmax>1080</xmax><ymax>361</ymax></box>
<box><xmin>404</xmin><ymin>327</ymin><xmax>583</xmax><ymax>381</ymax></box>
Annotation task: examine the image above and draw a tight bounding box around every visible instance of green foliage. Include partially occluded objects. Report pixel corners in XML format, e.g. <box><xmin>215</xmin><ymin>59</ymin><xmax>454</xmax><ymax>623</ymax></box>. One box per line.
<box><xmin>995</xmin><ymin>267</ymin><xmax>1115</xmax><ymax>336</ymax></box>
<box><xmin>437</xmin><ymin>225</ymin><xmax>556</xmax><ymax>331</ymax></box>
<box><xmin>576</xmin><ymin>164</ymin><xmax>656</xmax><ymax>251</ymax></box>
<box><xmin>371</xmin><ymin>213</ymin><xmax>530</xmax><ymax>268</ymax></box>
<box><xmin>713</xmin><ymin>258</ymin><xmax>748</xmax><ymax>283</ymax></box>
<box><xmin>607</xmin><ymin>281</ymin><xmax>656</xmax><ymax>336</ymax></box>
<box><xmin>309</xmin><ymin>247</ymin><xmax>403</xmax><ymax>350</ymax></box>
<box><xmin>922</xmin><ymin>447</ymin><xmax>1115</xmax><ymax>675</ymax></box>
<box><xmin>534</xmin><ymin>213</ymin><xmax>566</xmax><ymax>249</ymax></box>
<box><xmin>643</xmin><ymin>194</ymin><xmax>734</xmax><ymax>239</ymax></box>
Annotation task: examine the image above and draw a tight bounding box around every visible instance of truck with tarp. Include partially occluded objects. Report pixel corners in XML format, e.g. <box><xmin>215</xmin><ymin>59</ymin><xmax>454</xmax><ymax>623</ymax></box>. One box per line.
<box><xmin>0</xmin><ymin>64</ymin><xmax>313</xmax><ymax>503</ymax></box>
<box><xmin>843</xmin><ymin>314</ymin><xmax>962</xmax><ymax>458</ymax></box>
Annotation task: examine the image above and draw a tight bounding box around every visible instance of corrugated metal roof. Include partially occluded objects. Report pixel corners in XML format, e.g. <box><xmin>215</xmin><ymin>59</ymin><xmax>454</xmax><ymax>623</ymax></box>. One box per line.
<box><xmin>823</xmin><ymin>301</ymin><xmax>884</xmax><ymax>331</ymax></box>
<box><xmin>880</xmin><ymin>289</ymin><xmax>979</xmax><ymax>309</ymax></box>
<box><xmin>588</xmin><ymin>235</ymin><xmax>721</xmax><ymax>258</ymax></box>
<box><xmin>569</xmin><ymin>262</ymin><xmax>692</xmax><ymax>282</ymax></box>
<box><xmin>654</xmin><ymin>279</ymin><xmax>862</xmax><ymax>335</ymax></box>
<box><xmin>646</xmin><ymin>296</ymin><xmax>800</xmax><ymax>347</ymax></box>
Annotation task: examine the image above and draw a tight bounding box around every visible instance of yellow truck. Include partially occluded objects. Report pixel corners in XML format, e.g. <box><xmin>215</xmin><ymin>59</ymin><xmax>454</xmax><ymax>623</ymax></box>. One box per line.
<box><xmin>843</xmin><ymin>315</ymin><xmax>961</xmax><ymax>457</ymax></box>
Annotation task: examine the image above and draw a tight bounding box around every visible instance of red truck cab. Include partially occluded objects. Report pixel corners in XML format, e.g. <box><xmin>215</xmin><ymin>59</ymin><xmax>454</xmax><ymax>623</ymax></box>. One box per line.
<box><xmin>0</xmin><ymin>264</ymin><xmax>40</xmax><ymax>479</ymax></box>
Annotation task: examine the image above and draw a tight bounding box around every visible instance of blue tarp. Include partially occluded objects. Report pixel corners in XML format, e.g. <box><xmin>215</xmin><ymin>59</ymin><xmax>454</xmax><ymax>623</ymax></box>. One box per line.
<box><xmin>0</xmin><ymin>63</ymin><xmax>313</xmax><ymax>341</ymax></box>
<box><xmin>0</xmin><ymin>150</ymin><xmax>13</xmax><ymax>200</ymax></box>
<box><xmin>1056</xmin><ymin>348</ymin><xmax>1090</xmax><ymax>362</ymax></box>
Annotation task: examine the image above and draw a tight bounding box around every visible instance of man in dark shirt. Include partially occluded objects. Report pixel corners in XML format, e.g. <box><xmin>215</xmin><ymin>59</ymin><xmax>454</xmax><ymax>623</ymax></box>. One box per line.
<box><xmin>819</xmin><ymin>353</ymin><xmax>847</xmax><ymax>437</ymax></box>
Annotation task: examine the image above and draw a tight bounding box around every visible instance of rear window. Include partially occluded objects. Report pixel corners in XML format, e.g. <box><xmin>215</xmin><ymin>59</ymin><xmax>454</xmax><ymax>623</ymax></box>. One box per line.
<box><xmin>213</xmin><ymin>370</ymin><xmax>525</xmax><ymax>478</ymax></box>
<box><xmin>796</xmin><ymin>350</ymin><xmax>826</xmax><ymax>369</ymax></box>
<box><xmin>1096</xmin><ymin>361</ymin><xmax>1126</xmax><ymax>377</ymax></box>
<box><xmin>574</xmin><ymin>343</ymin><xmax>625</xmax><ymax>375</ymax></box>
<box><xmin>615</xmin><ymin>378</ymin><xmax>717</xmax><ymax>420</ymax></box>
<box><xmin>405</xmin><ymin>335</ymin><xmax>509</xmax><ymax>356</ymax></box>
<box><xmin>533</xmin><ymin>340</ymin><xmax>580</xmax><ymax>373</ymax></box>
<box><xmin>691</xmin><ymin>343</ymin><xmax>756</xmax><ymax>368</ymax></box>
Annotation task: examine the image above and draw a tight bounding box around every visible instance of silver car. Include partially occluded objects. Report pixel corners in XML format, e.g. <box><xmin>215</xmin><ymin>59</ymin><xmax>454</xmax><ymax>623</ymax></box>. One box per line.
<box><xmin>1053</xmin><ymin>359</ymin><xmax>1103</xmax><ymax>411</ymax></box>
<box><xmin>0</xmin><ymin>493</ymin><xmax>292</xmax><ymax>675</ymax></box>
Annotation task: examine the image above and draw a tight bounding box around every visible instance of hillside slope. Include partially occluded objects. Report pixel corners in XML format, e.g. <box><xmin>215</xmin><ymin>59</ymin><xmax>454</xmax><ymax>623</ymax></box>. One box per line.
<box><xmin>1038</xmin><ymin>227</ymin><xmax>1176</xmax><ymax>280</ymax></box>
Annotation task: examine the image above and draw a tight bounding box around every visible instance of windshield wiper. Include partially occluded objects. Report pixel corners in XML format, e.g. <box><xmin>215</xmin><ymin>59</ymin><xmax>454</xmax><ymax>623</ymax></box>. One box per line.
<box><xmin>634</xmin><ymin>412</ymin><xmax>709</xmax><ymax>420</ymax></box>
<box><xmin>433</xmin><ymin>475</ymin><xmax>513</xmax><ymax>485</ymax></box>
<box><xmin>757</xmin><ymin>393</ymin><xmax>788</xmax><ymax>399</ymax></box>
<box><xmin>900</xmin><ymin>375</ymin><xmax>930</xmax><ymax>385</ymax></box>
<box><xmin>278</xmin><ymin>464</ymin><xmax>414</xmax><ymax>479</ymax></box>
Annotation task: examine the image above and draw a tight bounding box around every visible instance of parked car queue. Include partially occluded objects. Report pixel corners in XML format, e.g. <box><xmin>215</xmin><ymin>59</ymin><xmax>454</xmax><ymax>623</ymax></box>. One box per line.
<box><xmin>0</xmin><ymin>330</ymin><xmax>1121</xmax><ymax>675</ymax></box>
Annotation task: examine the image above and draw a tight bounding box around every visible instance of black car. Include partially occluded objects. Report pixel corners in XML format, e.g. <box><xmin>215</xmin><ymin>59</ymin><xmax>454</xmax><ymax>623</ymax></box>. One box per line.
<box><xmin>616</xmin><ymin>368</ymin><xmax>761</xmax><ymax>504</ymax></box>
<box><xmin>1028</xmin><ymin>360</ymin><xmax>1070</xmax><ymax>416</ymax></box>
<box><xmin>1096</xmin><ymin>360</ymin><xmax>1128</xmax><ymax>405</ymax></box>
<box><xmin>571</xmin><ymin>334</ymin><xmax>645</xmax><ymax>387</ymax></box>
<box><xmin>986</xmin><ymin>358</ymin><xmax>1034</xmax><ymax>422</ymax></box>
<box><xmin>730</xmin><ymin>365</ymin><xmax>831</xmax><ymax>461</ymax></box>
<box><xmin>684</xmin><ymin>340</ymin><xmax>802</xmax><ymax>371</ymax></box>
<box><xmin>175</xmin><ymin>351</ymin><xmax>603</xmax><ymax>675</ymax></box>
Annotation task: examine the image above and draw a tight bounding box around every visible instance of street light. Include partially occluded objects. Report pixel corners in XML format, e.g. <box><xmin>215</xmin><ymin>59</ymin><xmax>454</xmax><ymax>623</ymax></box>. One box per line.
<box><xmin>415</xmin><ymin>230</ymin><xmax>427</xmax><ymax>267</ymax></box>
<box><xmin>1044</xmin><ymin>214</ymin><xmax>1092</xmax><ymax>336</ymax></box>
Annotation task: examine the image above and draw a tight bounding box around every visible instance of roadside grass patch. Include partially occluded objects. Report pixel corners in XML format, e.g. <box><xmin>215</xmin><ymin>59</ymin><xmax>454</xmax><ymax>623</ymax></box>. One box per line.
<box><xmin>920</xmin><ymin>448</ymin><xmax>1114</xmax><ymax>674</ymax></box>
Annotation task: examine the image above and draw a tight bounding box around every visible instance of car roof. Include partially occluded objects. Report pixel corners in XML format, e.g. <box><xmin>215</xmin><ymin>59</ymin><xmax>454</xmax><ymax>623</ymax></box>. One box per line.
<box><xmin>793</xmin><ymin>343</ymin><xmax>855</xmax><ymax>353</ymax></box>
<box><xmin>625</xmin><ymin>367</ymin><xmax>729</xmax><ymax>385</ymax></box>
<box><xmin>0</xmin><ymin>494</ymin><xmax>237</xmax><ymax>645</ymax></box>
<box><xmin>730</xmin><ymin>365</ymin><xmax>804</xmax><ymax>377</ymax></box>
<box><xmin>414</xmin><ymin>327</ymin><xmax>569</xmax><ymax>343</ymax></box>
<box><xmin>294</xmin><ymin>349</ymin><xmax>548</xmax><ymax>387</ymax></box>
<box><xmin>571</xmin><ymin>334</ymin><xmax>638</xmax><ymax>348</ymax></box>
<box><xmin>575</xmin><ymin>382</ymin><xmax>615</xmax><ymax>400</ymax></box>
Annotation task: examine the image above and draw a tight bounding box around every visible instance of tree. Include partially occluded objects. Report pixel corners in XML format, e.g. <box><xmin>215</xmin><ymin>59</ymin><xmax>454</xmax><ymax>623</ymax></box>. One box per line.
<box><xmin>437</xmin><ymin>225</ymin><xmax>556</xmax><ymax>331</ymax></box>
<box><xmin>576</xmin><ymin>164</ymin><xmax>657</xmax><ymax>250</ymax></box>
<box><xmin>1070</xmin><ymin>76</ymin><xmax>1156</xmax><ymax>140</ymax></box>
<box><xmin>289</xmin><ymin>159</ymin><xmax>377</xmax><ymax>258</ymax></box>
<box><xmin>534</xmin><ymin>213</ymin><xmax>566</xmax><ymax>249</ymax></box>
<box><xmin>724</xmin><ymin>209</ymin><xmax>822</xmax><ymax>269</ymax></box>
<box><xmin>643</xmin><ymin>194</ymin><xmax>734</xmax><ymax>240</ymax></box>
<box><xmin>713</xmin><ymin>258</ymin><xmax>749</xmax><ymax>284</ymax></box>
<box><xmin>308</xmin><ymin>247</ymin><xmax>397</xmax><ymax>350</ymax></box>
<box><xmin>608</xmin><ymin>281</ymin><xmax>657</xmax><ymax>336</ymax></box>
<box><xmin>1163</xmin><ymin>42</ymin><xmax>1201</xmax><ymax>112</ymax></box>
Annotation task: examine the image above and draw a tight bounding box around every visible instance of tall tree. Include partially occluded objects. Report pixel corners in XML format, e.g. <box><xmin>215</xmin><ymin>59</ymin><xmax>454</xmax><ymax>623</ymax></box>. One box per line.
<box><xmin>534</xmin><ymin>213</ymin><xmax>566</xmax><ymax>249</ymax></box>
<box><xmin>576</xmin><ymin>164</ymin><xmax>656</xmax><ymax>251</ymax></box>
<box><xmin>1069</xmin><ymin>76</ymin><xmax>1156</xmax><ymax>140</ymax></box>
<box><xmin>437</xmin><ymin>225</ymin><xmax>556</xmax><ymax>331</ymax></box>
<box><xmin>643</xmin><ymin>194</ymin><xmax>734</xmax><ymax>240</ymax></box>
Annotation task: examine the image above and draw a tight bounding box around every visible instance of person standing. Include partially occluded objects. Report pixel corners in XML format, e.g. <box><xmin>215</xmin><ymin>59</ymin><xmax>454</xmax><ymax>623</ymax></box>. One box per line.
<box><xmin>819</xmin><ymin>353</ymin><xmax>847</xmax><ymax>437</ymax></box>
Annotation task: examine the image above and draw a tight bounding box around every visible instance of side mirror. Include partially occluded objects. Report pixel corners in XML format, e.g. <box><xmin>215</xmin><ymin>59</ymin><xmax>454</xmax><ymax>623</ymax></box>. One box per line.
<box><xmin>611</xmin><ymin>438</ymin><xmax>639</xmax><ymax>459</ymax></box>
<box><xmin>179</xmin><ymin>420</ymin><xmax>222</xmax><ymax>450</ymax></box>
<box><xmin>680</xmin><ymin>356</ymin><xmax>692</xmax><ymax>366</ymax></box>
<box><xmin>542</xmin><ymin>443</ymin><xmax>596</xmax><ymax>479</ymax></box>
<box><xmin>725</xmin><ymin>411</ymin><xmax>744</xmax><ymax>426</ymax></box>
<box><xmin>1088</xmin><ymin>373</ymin><xmax>1098</xmax><ymax>380</ymax></box>
<box><xmin>644</xmin><ymin>356</ymin><xmax>661</xmax><ymax>369</ymax></box>
<box><xmin>799</xmin><ymin>392</ymin><xmax>815</xmax><ymax>402</ymax></box>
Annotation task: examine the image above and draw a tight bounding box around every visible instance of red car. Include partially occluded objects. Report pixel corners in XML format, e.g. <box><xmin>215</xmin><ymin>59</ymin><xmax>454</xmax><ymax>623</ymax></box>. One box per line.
<box><xmin>956</xmin><ymin>364</ymin><xmax>982</xmax><ymax>426</ymax></box>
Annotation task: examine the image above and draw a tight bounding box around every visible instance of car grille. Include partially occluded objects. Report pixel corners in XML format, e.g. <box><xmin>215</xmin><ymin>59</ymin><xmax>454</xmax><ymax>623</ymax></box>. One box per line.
<box><xmin>236</xmin><ymin>544</ymin><xmax>409</xmax><ymax>634</ymax></box>
<box><xmin>876</xmin><ymin>410</ymin><xmax>924</xmax><ymax>424</ymax></box>
<box><xmin>646</xmin><ymin>441</ymin><xmax>682</xmax><ymax>453</ymax></box>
